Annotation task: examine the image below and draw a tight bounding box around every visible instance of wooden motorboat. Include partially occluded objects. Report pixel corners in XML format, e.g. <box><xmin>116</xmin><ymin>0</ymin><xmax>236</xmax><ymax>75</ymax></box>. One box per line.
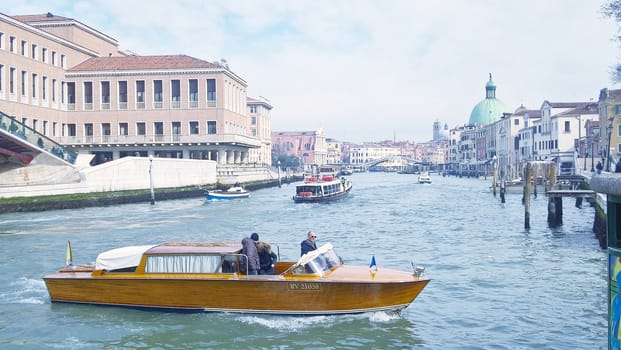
<box><xmin>43</xmin><ymin>242</ymin><xmax>429</xmax><ymax>314</ymax></box>
<box><xmin>293</xmin><ymin>176</ymin><xmax>352</xmax><ymax>203</ymax></box>
<box><xmin>205</xmin><ymin>186</ymin><xmax>250</xmax><ymax>200</ymax></box>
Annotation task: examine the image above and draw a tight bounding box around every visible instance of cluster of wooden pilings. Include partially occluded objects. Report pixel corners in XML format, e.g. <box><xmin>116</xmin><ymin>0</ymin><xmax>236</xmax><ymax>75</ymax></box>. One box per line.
<box><xmin>492</xmin><ymin>161</ymin><xmax>595</xmax><ymax>229</ymax></box>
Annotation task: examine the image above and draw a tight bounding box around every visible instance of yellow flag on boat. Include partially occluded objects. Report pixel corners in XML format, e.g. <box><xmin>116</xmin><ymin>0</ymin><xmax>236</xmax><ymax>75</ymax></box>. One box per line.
<box><xmin>65</xmin><ymin>240</ymin><xmax>73</xmax><ymax>267</ymax></box>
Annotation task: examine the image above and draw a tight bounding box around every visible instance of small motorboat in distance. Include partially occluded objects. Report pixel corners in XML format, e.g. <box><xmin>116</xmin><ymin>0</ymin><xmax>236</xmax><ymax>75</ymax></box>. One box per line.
<box><xmin>205</xmin><ymin>186</ymin><xmax>250</xmax><ymax>200</ymax></box>
<box><xmin>43</xmin><ymin>241</ymin><xmax>430</xmax><ymax>314</ymax></box>
<box><xmin>418</xmin><ymin>172</ymin><xmax>432</xmax><ymax>184</ymax></box>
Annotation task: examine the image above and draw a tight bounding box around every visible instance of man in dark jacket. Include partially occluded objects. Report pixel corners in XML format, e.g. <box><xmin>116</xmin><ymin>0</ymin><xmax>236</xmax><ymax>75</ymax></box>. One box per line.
<box><xmin>300</xmin><ymin>231</ymin><xmax>317</xmax><ymax>256</ymax></box>
<box><xmin>241</xmin><ymin>237</ymin><xmax>260</xmax><ymax>275</ymax></box>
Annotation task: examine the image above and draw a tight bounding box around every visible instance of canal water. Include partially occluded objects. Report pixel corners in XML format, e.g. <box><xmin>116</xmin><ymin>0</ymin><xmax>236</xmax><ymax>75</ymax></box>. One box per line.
<box><xmin>0</xmin><ymin>173</ymin><xmax>607</xmax><ymax>349</ymax></box>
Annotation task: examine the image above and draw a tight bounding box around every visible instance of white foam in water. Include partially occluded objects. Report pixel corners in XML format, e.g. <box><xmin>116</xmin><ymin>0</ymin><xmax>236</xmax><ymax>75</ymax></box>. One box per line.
<box><xmin>237</xmin><ymin>311</ymin><xmax>400</xmax><ymax>330</ymax></box>
<box><xmin>0</xmin><ymin>277</ymin><xmax>48</xmax><ymax>304</ymax></box>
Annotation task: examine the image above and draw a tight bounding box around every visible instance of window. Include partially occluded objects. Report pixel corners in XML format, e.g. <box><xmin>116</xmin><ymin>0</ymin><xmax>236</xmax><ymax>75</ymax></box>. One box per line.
<box><xmin>83</xmin><ymin>82</ymin><xmax>93</xmax><ymax>110</ymax></box>
<box><xmin>251</xmin><ymin>116</ymin><xmax>257</xmax><ymax>125</ymax></box>
<box><xmin>145</xmin><ymin>254</ymin><xmax>223</xmax><ymax>273</ymax></box>
<box><xmin>137</xmin><ymin>122</ymin><xmax>146</xmax><ymax>136</ymax></box>
<box><xmin>61</xmin><ymin>54</ymin><xmax>66</xmax><ymax>68</ymax></box>
<box><xmin>42</xmin><ymin>48</ymin><xmax>47</xmax><ymax>63</ymax></box>
<box><xmin>189</xmin><ymin>79</ymin><xmax>198</xmax><ymax>107</ymax></box>
<box><xmin>0</xmin><ymin>64</ymin><xmax>3</xmax><ymax>91</ymax></box>
<box><xmin>564</xmin><ymin>121</ymin><xmax>570</xmax><ymax>132</ymax></box>
<box><xmin>101</xmin><ymin>81</ymin><xmax>110</xmax><ymax>109</ymax></box>
<box><xmin>21</xmin><ymin>40</ymin><xmax>26</xmax><ymax>56</ymax></box>
<box><xmin>9</xmin><ymin>67</ymin><xmax>15</xmax><ymax>93</ymax></box>
<box><xmin>207</xmin><ymin>121</ymin><xmax>217</xmax><ymax>134</ymax></box>
<box><xmin>51</xmin><ymin>51</ymin><xmax>57</xmax><ymax>65</ymax></box>
<box><xmin>85</xmin><ymin>123</ymin><xmax>93</xmax><ymax>138</ymax></box>
<box><xmin>118</xmin><ymin>81</ymin><xmax>127</xmax><ymax>109</ymax></box>
<box><xmin>190</xmin><ymin>121</ymin><xmax>199</xmax><ymax>135</ymax></box>
<box><xmin>136</xmin><ymin>80</ymin><xmax>145</xmax><ymax>109</ymax></box>
<box><xmin>207</xmin><ymin>79</ymin><xmax>216</xmax><ymax>107</ymax></box>
<box><xmin>67</xmin><ymin>82</ymin><xmax>76</xmax><ymax>109</ymax></box>
<box><xmin>153</xmin><ymin>80</ymin><xmax>163</xmax><ymax>108</ymax></box>
<box><xmin>119</xmin><ymin>123</ymin><xmax>128</xmax><ymax>136</ymax></box>
<box><xmin>250</xmin><ymin>105</ymin><xmax>257</xmax><ymax>113</ymax></box>
<box><xmin>154</xmin><ymin>122</ymin><xmax>164</xmax><ymax>136</ymax></box>
<box><xmin>66</xmin><ymin>123</ymin><xmax>77</xmax><ymax>137</ymax></box>
<box><xmin>51</xmin><ymin>79</ymin><xmax>56</xmax><ymax>102</ymax></box>
<box><xmin>102</xmin><ymin>123</ymin><xmax>111</xmax><ymax>142</ymax></box>
<box><xmin>42</xmin><ymin>76</ymin><xmax>47</xmax><ymax>100</ymax></box>
<box><xmin>43</xmin><ymin>121</ymin><xmax>48</xmax><ymax>135</ymax></box>
<box><xmin>32</xmin><ymin>73</ymin><xmax>37</xmax><ymax>98</ymax></box>
<box><xmin>0</xmin><ymin>32</ymin><xmax>3</xmax><ymax>50</ymax></box>
<box><xmin>618</xmin><ymin>124</ymin><xmax>621</xmax><ymax>137</ymax></box>
<box><xmin>513</xmin><ymin>118</ymin><xmax>519</xmax><ymax>125</ymax></box>
<box><xmin>172</xmin><ymin>122</ymin><xmax>181</xmax><ymax>141</ymax></box>
<box><xmin>21</xmin><ymin>70</ymin><xmax>27</xmax><ymax>96</ymax></box>
<box><xmin>171</xmin><ymin>80</ymin><xmax>180</xmax><ymax>108</ymax></box>
<box><xmin>9</xmin><ymin>36</ymin><xmax>15</xmax><ymax>53</ymax></box>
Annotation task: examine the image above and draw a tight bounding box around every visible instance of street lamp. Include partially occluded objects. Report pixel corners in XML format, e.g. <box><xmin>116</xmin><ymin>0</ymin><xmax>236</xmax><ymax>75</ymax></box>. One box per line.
<box><xmin>591</xmin><ymin>139</ymin><xmax>595</xmax><ymax>172</ymax></box>
<box><xmin>277</xmin><ymin>160</ymin><xmax>281</xmax><ymax>188</ymax></box>
<box><xmin>149</xmin><ymin>155</ymin><xmax>155</xmax><ymax>205</ymax></box>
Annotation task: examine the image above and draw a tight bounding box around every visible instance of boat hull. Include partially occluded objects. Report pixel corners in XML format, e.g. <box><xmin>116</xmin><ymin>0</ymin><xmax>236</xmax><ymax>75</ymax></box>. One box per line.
<box><xmin>43</xmin><ymin>267</ymin><xmax>428</xmax><ymax>314</ymax></box>
<box><xmin>205</xmin><ymin>192</ymin><xmax>250</xmax><ymax>200</ymax></box>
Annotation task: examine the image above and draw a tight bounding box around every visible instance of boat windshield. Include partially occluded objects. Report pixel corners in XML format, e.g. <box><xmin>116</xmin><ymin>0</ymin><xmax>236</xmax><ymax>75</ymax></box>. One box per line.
<box><xmin>292</xmin><ymin>243</ymin><xmax>342</xmax><ymax>275</ymax></box>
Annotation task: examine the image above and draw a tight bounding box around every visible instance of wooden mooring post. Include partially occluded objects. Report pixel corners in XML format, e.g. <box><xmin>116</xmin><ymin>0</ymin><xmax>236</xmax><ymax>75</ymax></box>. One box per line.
<box><xmin>546</xmin><ymin>162</ymin><xmax>562</xmax><ymax>227</ymax></box>
<box><xmin>523</xmin><ymin>162</ymin><xmax>531</xmax><ymax>229</ymax></box>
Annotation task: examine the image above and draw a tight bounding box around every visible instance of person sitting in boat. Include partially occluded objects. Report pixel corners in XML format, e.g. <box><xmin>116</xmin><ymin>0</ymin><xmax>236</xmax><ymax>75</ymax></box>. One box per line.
<box><xmin>241</xmin><ymin>237</ymin><xmax>260</xmax><ymax>275</ymax></box>
<box><xmin>251</xmin><ymin>233</ymin><xmax>277</xmax><ymax>275</ymax></box>
<box><xmin>300</xmin><ymin>231</ymin><xmax>318</xmax><ymax>256</ymax></box>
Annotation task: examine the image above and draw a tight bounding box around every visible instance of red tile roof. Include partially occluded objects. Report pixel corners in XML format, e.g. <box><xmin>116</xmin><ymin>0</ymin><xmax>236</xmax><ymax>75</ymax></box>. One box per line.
<box><xmin>68</xmin><ymin>55</ymin><xmax>219</xmax><ymax>71</ymax></box>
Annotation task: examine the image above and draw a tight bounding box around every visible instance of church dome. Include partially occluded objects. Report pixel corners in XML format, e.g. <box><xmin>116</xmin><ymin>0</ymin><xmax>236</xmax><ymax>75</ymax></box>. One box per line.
<box><xmin>468</xmin><ymin>74</ymin><xmax>510</xmax><ymax>126</ymax></box>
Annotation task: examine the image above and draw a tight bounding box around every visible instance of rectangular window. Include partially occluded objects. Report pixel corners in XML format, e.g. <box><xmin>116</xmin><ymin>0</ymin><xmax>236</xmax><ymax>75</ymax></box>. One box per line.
<box><xmin>43</xmin><ymin>121</ymin><xmax>48</xmax><ymax>135</ymax></box>
<box><xmin>61</xmin><ymin>81</ymin><xmax>66</xmax><ymax>104</ymax></box>
<box><xmin>31</xmin><ymin>44</ymin><xmax>37</xmax><ymax>60</ymax></box>
<box><xmin>119</xmin><ymin>122</ymin><xmax>128</xmax><ymax>136</ymax></box>
<box><xmin>32</xmin><ymin>73</ymin><xmax>37</xmax><ymax>98</ymax></box>
<box><xmin>207</xmin><ymin>121</ymin><xmax>217</xmax><ymax>134</ymax></box>
<box><xmin>190</xmin><ymin>121</ymin><xmax>199</xmax><ymax>134</ymax></box>
<box><xmin>61</xmin><ymin>54</ymin><xmax>66</xmax><ymax>68</ymax></box>
<box><xmin>52</xmin><ymin>79</ymin><xmax>56</xmax><ymax>102</ymax></box>
<box><xmin>51</xmin><ymin>51</ymin><xmax>57</xmax><ymax>66</ymax></box>
<box><xmin>136</xmin><ymin>122</ymin><xmax>146</xmax><ymax>136</ymax></box>
<box><xmin>9</xmin><ymin>36</ymin><xmax>15</xmax><ymax>53</ymax></box>
<box><xmin>42</xmin><ymin>76</ymin><xmax>47</xmax><ymax>100</ymax></box>
<box><xmin>84</xmin><ymin>82</ymin><xmax>93</xmax><ymax>110</ymax></box>
<box><xmin>171</xmin><ymin>80</ymin><xmax>180</xmax><ymax>108</ymax></box>
<box><xmin>21</xmin><ymin>70</ymin><xmax>27</xmax><ymax>96</ymax></box>
<box><xmin>189</xmin><ymin>79</ymin><xmax>198</xmax><ymax>108</ymax></box>
<box><xmin>52</xmin><ymin>122</ymin><xmax>57</xmax><ymax>137</ymax></box>
<box><xmin>118</xmin><ymin>81</ymin><xmax>127</xmax><ymax>109</ymax></box>
<box><xmin>21</xmin><ymin>40</ymin><xmax>26</xmax><ymax>56</ymax></box>
<box><xmin>154</xmin><ymin>122</ymin><xmax>164</xmax><ymax>136</ymax></box>
<box><xmin>251</xmin><ymin>116</ymin><xmax>257</xmax><ymax>125</ymax></box>
<box><xmin>0</xmin><ymin>64</ymin><xmax>3</xmax><ymax>92</ymax></box>
<box><xmin>618</xmin><ymin>124</ymin><xmax>621</xmax><ymax>137</ymax></box>
<box><xmin>67</xmin><ymin>82</ymin><xmax>76</xmax><ymax>110</ymax></box>
<box><xmin>42</xmin><ymin>48</ymin><xmax>47</xmax><ymax>63</ymax></box>
<box><xmin>250</xmin><ymin>105</ymin><xmax>257</xmax><ymax>113</ymax></box>
<box><xmin>85</xmin><ymin>123</ymin><xmax>93</xmax><ymax>142</ymax></box>
<box><xmin>136</xmin><ymin>80</ymin><xmax>145</xmax><ymax>109</ymax></box>
<box><xmin>172</xmin><ymin>121</ymin><xmax>181</xmax><ymax>141</ymax></box>
<box><xmin>101</xmin><ymin>81</ymin><xmax>110</xmax><ymax>109</ymax></box>
<box><xmin>9</xmin><ymin>67</ymin><xmax>15</xmax><ymax>93</ymax></box>
<box><xmin>207</xmin><ymin>79</ymin><xmax>216</xmax><ymax>107</ymax></box>
<box><xmin>564</xmin><ymin>121</ymin><xmax>570</xmax><ymax>132</ymax></box>
<box><xmin>153</xmin><ymin>80</ymin><xmax>163</xmax><ymax>108</ymax></box>
<box><xmin>0</xmin><ymin>32</ymin><xmax>4</xmax><ymax>50</ymax></box>
<box><xmin>67</xmin><ymin>123</ymin><xmax>76</xmax><ymax>137</ymax></box>
<box><xmin>513</xmin><ymin>118</ymin><xmax>519</xmax><ymax>125</ymax></box>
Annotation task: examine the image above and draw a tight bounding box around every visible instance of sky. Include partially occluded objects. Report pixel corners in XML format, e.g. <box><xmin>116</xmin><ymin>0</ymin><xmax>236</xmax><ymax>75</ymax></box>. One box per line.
<box><xmin>2</xmin><ymin>0</ymin><xmax>621</xmax><ymax>143</ymax></box>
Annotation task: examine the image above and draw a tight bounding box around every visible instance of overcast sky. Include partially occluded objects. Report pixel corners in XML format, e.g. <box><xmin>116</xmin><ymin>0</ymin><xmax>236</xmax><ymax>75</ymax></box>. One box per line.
<box><xmin>3</xmin><ymin>1</ymin><xmax>620</xmax><ymax>143</ymax></box>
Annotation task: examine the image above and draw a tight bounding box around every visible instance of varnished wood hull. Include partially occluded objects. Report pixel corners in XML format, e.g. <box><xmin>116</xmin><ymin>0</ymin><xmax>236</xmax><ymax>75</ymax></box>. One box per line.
<box><xmin>44</xmin><ymin>266</ymin><xmax>429</xmax><ymax>314</ymax></box>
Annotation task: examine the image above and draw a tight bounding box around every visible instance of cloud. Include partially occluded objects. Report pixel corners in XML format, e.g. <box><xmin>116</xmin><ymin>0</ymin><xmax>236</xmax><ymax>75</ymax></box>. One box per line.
<box><xmin>2</xmin><ymin>0</ymin><xmax>619</xmax><ymax>143</ymax></box>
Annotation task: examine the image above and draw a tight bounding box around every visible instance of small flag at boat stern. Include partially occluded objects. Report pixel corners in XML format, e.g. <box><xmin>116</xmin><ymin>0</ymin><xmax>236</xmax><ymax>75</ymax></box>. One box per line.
<box><xmin>369</xmin><ymin>255</ymin><xmax>377</xmax><ymax>271</ymax></box>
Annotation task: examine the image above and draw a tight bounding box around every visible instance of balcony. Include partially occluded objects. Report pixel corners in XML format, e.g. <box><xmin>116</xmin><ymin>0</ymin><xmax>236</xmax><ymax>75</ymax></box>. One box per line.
<box><xmin>136</xmin><ymin>102</ymin><xmax>145</xmax><ymax>109</ymax></box>
<box><xmin>154</xmin><ymin>101</ymin><xmax>163</xmax><ymax>109</ymax></box>
<box><xmin>189</xmin><ymin>101</ymin><xmax>198</xmax><ymax>108</ymax></box>
<box><xmin>171</xmin><ymin>100</ymin><xmax>180</xmax><ymax>109</ymax></box>
<box><xmin>119</xmin><ymin>102</ymin><xmax>127</xmax><ymax>110</ymax></box>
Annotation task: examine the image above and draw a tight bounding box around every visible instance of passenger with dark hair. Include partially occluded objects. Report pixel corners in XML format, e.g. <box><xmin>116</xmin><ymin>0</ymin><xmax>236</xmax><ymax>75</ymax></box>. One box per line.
<box><xmin>251</xmin><ymin>233</ymin><xmax>277</xmax><ymax>275</ymax></box>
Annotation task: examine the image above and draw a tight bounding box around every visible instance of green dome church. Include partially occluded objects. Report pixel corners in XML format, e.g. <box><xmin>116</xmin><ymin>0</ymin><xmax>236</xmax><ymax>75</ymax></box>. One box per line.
<box><xmin>469</xmin><ymin>74</ymin><xmax>510</xmax><ymax>126</ymax></box>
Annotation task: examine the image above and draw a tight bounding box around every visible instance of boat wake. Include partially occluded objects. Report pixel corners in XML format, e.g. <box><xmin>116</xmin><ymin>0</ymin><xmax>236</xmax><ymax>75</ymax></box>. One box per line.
<box><xmin>0</xmin><ymin>277</ymin><xmax>47</xmax><ymax>305</ymax></box>
<box><xmin>236</xmin><ymin>311</ymin><xmax>401</xmax><ymax>330</ymax></box>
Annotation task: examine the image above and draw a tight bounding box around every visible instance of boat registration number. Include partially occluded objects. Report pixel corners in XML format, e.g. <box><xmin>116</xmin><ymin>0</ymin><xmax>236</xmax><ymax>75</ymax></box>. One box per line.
<box><xmin>287</xmin><ymin>282</ymin><xmax>321</xmax><ymax>291</ymax></box>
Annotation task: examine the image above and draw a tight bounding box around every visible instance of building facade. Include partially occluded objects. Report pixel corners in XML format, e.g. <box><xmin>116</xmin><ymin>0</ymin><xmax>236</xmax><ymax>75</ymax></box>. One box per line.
<box><xmin>0</xmin><ymin>12</ymin><xmax>261</xmax><ymax>167</ymax></box>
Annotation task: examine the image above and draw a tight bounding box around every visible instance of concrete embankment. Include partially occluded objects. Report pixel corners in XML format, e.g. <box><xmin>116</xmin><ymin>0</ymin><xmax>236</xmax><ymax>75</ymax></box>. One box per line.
<box><xmin>0</xmin><ymin>177</ymin><xmax>301</xmax><ymax>213</ymax></box>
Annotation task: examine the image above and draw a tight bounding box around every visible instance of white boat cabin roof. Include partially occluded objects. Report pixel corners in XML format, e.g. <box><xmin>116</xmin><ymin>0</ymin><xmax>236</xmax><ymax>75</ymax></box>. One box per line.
<box><xmin>95</xmin><ymin>242</ymin><xmax>242</xmax><ymax>270</ymax></box>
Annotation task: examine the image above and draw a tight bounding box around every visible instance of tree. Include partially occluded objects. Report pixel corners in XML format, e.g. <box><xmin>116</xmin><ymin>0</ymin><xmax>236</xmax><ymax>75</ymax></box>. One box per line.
<box><xmin>603</xmin><ymin>0</ymin><xmax>621</xmax><ymax>82</ymax></box>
